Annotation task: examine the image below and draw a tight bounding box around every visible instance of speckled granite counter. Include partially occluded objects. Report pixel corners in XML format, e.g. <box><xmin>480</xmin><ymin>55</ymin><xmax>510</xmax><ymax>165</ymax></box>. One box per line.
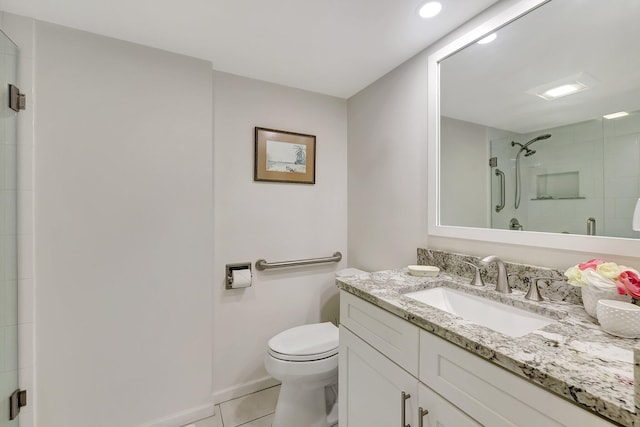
<box><xmin>336</xmin><ymin>269</ymin><xmax>639</xmax><ymax>426</ymax></box>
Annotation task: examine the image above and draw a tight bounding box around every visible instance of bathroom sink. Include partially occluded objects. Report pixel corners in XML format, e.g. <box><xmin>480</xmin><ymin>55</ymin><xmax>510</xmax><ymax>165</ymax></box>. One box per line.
<box><xmin>404</xmin><ymin>287</ymin><xmax>555</xmax><ymax>338</ymax></box>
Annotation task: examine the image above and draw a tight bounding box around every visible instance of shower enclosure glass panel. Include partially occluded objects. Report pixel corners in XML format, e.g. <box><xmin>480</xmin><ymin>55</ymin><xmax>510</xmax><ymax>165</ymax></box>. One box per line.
<box><xmin>490</xmin><ymin>117</ymin><xmax>615</xmax><ymax>236</ymax></box>
<box><xmin>0</xmin><ymin>29</ymin><xmax>19</xmax><ymax>426</ymax></box>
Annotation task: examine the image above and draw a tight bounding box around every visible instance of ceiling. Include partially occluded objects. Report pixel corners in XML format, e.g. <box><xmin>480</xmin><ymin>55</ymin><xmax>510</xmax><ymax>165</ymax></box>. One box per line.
<box><xmin>0</xmin><ymin>0</ymin><xmax>499</xmax><ymax>98</ymax></box>
<box><xmin>440</xmin><ymin>0</ymin><xmax>640</xmax><ymax>134</ymax></box>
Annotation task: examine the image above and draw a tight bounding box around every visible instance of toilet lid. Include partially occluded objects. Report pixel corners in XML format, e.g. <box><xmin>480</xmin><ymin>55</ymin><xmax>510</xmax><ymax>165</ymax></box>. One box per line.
<box><xmin>268</xmin><ymin>322</ymin><xmax>339</xmax><ymax>362</ymax></box>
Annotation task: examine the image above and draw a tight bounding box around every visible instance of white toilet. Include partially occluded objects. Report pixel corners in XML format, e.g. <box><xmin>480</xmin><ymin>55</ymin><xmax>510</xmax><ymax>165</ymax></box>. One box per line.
<box><xmin>265</xmin><ymin>269</ymin><xmax>367</xmax><ymax>427</ymax></box>
<box><xmin>265</xmin><ymin>322</ymin><xmax>339</xmax><ymax>427</ymax></box>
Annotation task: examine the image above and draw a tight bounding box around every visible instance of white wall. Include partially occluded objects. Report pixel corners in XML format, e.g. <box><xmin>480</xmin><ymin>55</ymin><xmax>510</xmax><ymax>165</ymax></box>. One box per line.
<box><xmin>33</xmin><ymin>21</ymin><xmax>214</xmax><ymax>427</ymax></box>
<box><xmin>347</xmin><ymin>53</ymin><xmax>429</xmax><ymax>271</ymax></box>
<box><xmin>211</xmin><ymin>71</ymin><xmax>348</xmax><ymax>402</ymax></box>
<box><xmin>440</xmin><ymin>116</ymin><xmax>489</xmax><ymax>228</ymax></box>
<box><xmin>347</xmin><ymin>0</ymin><xmax>640</xmax><ymax>270</ymax></box>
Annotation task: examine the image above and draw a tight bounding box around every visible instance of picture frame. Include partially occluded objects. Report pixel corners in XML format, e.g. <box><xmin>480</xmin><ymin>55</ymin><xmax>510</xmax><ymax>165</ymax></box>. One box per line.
<box><xmin>254</xmin><ymin>127</ymin><xmax>316</xmax><ymax>184</ymax></box>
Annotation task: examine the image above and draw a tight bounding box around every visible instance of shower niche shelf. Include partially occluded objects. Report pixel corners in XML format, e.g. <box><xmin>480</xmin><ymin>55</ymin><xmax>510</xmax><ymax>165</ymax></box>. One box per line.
<box><xmin>534</xmin><ymin>171</ymin><xmax>580</xmax><ymax>200</ymax></box>
<box><xmin>531</xmin><ymin>196</ymin><xmax>586</xmax><ymax>201</ymax></box>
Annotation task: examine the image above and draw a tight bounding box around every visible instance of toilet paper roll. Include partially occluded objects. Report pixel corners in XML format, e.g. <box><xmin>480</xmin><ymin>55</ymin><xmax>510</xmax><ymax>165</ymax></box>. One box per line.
<box><xmin>231</xmin><ymin>269</ymin><xmax>252</xmax><ymax>288</ymax></box>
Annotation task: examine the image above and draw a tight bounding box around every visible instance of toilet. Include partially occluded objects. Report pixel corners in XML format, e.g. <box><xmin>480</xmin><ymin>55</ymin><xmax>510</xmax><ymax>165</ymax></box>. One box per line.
<box><xmin>265</xmin><ymin>322</ymin><xmax>339</xmax><ymax>427</ymax></box>
<box><xmin>265</xmin><ymin>268</ymin><xmax>367</xmax><ymax>427</ymax></box>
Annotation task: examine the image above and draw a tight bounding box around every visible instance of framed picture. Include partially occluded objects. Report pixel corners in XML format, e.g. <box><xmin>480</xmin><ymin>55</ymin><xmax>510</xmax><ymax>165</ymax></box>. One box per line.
<box><xmin>254</xmin><ymin>127</ymin><xmax>316</xmax><ymax>184</ymax></box>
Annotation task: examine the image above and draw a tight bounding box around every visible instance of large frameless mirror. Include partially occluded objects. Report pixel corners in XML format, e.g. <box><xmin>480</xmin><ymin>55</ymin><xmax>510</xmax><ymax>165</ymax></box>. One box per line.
<box><xmin>428</xmin><ymin>0</ymin><xmax>640</xmax><ymax>255</ymax></box>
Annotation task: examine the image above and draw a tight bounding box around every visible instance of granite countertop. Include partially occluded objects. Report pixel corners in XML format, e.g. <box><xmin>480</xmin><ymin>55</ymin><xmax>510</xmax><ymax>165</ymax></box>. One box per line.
<box><xmin>336</xmin><ymin>269</ymin><xmax>639</xmax><ymax>426</ymax></box>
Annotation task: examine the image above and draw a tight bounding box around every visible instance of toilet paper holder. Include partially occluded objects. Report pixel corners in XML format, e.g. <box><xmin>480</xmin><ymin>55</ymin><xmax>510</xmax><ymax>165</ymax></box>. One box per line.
<box><xmin>226</xmin><ymin>262</ymin><xmax>252</xmax><ymax>289</ymax></box>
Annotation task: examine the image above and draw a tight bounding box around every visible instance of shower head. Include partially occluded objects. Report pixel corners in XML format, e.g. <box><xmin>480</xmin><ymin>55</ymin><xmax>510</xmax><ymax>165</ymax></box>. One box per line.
<box><xmin>512</xmin><ymin>134</ymin><xmax>551</xmax><ymax>157</ymax></box>
<box><xmin>512</xmin><ymin>134</ymin><xmax>550</xmax><ymax>210</ymax></box>
<box><xmin>523</xmin><ymin>134</ymin><xmax>551</xmax><ymax>149</ymax></box>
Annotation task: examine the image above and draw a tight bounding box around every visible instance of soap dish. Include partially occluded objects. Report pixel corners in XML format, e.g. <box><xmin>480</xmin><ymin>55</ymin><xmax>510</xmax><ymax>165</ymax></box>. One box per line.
<box><xmin>408</xmin><ymin>265</ymin><xmax>439</xmax><ymax>277</ymax></box>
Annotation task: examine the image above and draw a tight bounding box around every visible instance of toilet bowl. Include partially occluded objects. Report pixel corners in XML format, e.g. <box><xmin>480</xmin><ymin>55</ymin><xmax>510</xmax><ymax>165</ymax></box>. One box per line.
<box><xmin>265</xmin><ymin>322</ymin><xmax>339</xmax><ymax>427</ymax></box>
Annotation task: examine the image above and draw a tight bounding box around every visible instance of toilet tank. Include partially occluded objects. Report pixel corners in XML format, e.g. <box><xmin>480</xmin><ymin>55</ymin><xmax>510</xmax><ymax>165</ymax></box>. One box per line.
<box><xmin>335</xmin><ymin>268</ymin><xmax>368</xmax><ymax>278</ymax></box>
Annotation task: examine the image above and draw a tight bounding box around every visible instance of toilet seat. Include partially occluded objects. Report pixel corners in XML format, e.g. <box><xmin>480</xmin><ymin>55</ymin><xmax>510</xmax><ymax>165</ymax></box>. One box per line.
<box><xmin>268</xmin><ymin>322</ymin><xmax>338</xmax><ymax>362</ymax></box>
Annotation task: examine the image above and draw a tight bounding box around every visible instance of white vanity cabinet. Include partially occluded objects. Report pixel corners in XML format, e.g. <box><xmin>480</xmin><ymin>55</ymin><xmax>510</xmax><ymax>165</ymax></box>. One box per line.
<box><xmin>339</xmin><ymin>291</ymin><xmax>473</xmax><ymax>427</ymax></box>
<box><xmin>339</xmin><ymin>326</ymin><xmax>481</xmax><ymax>427</ymax></box>
<box><xmin>339</xmin><ymin>291</ymin><xmax>615</xmax><ymax>427</ymax></box>
<box><xmin>338</xmin><ymin>290</ymin><xmax>420</xmax><ymax>426</ymax></box>
<box><xmin>339</xmin><ymin>327</ymin><xmax>419</xmax><ymax>426</ymax></box>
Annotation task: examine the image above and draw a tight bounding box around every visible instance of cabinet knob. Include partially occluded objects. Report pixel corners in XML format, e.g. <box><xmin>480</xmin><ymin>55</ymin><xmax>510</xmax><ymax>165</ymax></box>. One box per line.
<box><xmin>418</xmin><ymin>407</ymin><xmax>429</xmax><ymax>427</ymax></box>
<box><xmin>401</xmin><ymin>391</ymin><xmax>411</xmax><ymax>427</ymax></box>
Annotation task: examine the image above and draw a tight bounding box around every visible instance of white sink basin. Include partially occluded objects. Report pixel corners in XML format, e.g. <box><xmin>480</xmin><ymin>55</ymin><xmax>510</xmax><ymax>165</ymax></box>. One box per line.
<box><xmin>404</xmin><ymin>287</ymin><xmax>555</xmax><ymax>338</ymax></box>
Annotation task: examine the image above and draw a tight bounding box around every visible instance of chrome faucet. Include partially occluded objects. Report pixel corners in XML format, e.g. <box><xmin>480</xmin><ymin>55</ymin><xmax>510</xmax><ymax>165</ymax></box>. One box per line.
<box><xmin>480</xmin><ymin>255</ymin><xmax>511</xmax><ymax>294</ymax></box>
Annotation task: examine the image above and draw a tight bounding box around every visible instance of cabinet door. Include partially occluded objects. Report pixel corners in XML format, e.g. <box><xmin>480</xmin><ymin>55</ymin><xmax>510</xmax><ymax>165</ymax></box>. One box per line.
<box><xmin>417</xmin><ymin>384</ymin><xmax>481</xmax><ymax>427</ymax></box>
<box><xmin>340</xmin><ymin>326</ymin><xmax>418</xmax><ymax>427</ymax></box>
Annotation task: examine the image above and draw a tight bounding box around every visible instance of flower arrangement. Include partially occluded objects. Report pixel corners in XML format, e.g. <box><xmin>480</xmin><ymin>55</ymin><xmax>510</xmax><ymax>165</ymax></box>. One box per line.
<box><xmin>617</xmin><ymin>270</ymin><xmax>640</xmax><ymax>300</ymax></box>
<box><xmin>565</xmin><ymin>259</ymin><xmax>640</xmax><ymax>300</ymax></box>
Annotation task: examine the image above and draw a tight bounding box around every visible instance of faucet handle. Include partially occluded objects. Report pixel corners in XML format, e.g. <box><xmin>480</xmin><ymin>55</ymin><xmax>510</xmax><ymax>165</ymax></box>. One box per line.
<box><xmin>461</xmin><ymin>261</ymin><xmax>485</xmax><ymax>287</ymax></box>
<box><xmin>525</xmin><ymin>276</ymin><xmax>554</xmax><ymax>301</ymax></box>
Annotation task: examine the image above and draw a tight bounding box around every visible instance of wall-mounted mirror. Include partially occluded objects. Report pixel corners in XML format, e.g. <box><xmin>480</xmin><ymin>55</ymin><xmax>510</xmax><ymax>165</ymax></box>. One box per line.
<box><xmin>428</xmin><ymin>0</ymin><xmax>640</xmax><ymax>255</ymax></box>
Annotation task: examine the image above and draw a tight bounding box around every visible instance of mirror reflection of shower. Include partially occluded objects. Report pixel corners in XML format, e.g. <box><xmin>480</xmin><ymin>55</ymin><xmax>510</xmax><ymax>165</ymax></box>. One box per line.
<box><xmin>511</xmin><ymin>134</ymin><xmax>552</xmax><ymax>209</ymax></box>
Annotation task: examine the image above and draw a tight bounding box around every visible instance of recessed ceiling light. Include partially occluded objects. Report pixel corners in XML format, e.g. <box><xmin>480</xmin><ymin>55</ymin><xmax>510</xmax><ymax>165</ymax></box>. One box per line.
<box><xmin>526</xmin><ymin>73</ymin><xmax>597</xmax><ymax>101</ymax></box>
<box><xmin>603</xmin><ymin>111</ymin><xmax>629</xmax><ymax>120</ymax></box>
<box><xmin>537</xmin><ymin>82</ymin><xmax>587</xmax><ymax>100</ymax></box>
<box><xmin>477</xmin><ymin>33</ymin><xmax>497</xmax><ymax>45</ymax></box>
<box><xmin>419</xmin><ymin>1</ymin><xmax>442</xmax><ymax>18</ymax></box>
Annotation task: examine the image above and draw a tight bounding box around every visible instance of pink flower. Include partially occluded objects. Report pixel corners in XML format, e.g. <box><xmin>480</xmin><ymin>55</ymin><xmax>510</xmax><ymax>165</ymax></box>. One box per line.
<box><xmin>578</xmin><ymin>259</ymin><xmax>604</xmax><ymax>271</ymax></box>
<box><xmin>616</xmin><ymin>270</ymin><xmax>640</xmax><ymax>299</ymax></box>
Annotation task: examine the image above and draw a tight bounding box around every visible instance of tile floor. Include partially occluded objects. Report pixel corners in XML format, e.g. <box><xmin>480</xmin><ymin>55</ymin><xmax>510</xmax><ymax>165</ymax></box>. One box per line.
<box><xmin>183</xmin><ymin>385</ymin><xmax>280</xmax><ymax>427</ymax></box>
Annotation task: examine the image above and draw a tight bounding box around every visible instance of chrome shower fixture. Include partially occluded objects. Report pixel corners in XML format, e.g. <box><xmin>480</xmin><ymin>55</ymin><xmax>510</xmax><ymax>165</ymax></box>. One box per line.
<box><xmin>511</xmin><ymin>134</ymin><xmax>551</xmax><ymax>153</ymax></box>
<box><xmin>512</xmin><ymin>134</ymin><xmax>552</xmax><ymax>209</ymax></box>
<box><xmin>511</xmin><ymin>142</ymin><xmax>535</xmax><ymax>157</ymax></box>
<box><xmin>524</xmin><ymin>133</ymin><xmax>552</xmax><ymax>145</ymax></box>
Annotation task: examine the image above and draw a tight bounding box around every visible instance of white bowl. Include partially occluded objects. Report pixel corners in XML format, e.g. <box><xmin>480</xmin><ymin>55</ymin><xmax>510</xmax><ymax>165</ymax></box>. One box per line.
<box><xmin>581</xmin><ymin>286</ymin><xmax>630</xmax><ymax>318</ymax></box>
<box><xmin>596</xmin><ymin>299</ymin><xmax>640</xmax><ymax>339</ymax></box>
<box><xmin>408</xmin><ymin>265</ymin><xmax>439</xmax><ymax>277</ymax></box>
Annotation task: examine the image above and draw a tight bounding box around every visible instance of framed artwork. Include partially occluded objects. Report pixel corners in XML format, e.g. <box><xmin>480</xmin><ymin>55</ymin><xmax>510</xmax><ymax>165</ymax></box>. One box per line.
<box><xmin>254</xmin><ymin>127</ymin><xmax>316</xmax><ymax>184</ymax></box>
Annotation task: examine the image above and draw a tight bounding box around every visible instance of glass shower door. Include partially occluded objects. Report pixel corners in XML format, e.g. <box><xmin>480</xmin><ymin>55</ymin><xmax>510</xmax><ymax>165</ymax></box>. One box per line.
<box><xmin>0</xmin><ymin>29</ymin><xmax>19</xmax><ymax>426</ymax></box>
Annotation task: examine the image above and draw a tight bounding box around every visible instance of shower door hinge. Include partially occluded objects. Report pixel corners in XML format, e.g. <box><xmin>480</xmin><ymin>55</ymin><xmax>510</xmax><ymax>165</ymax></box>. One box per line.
<box><xmin>489</xmin><ymin>157</ymin><xmax>497</xmax><ymax>167</ymax></box>
<box><xmin>9</xmin><ymin>389</ymin><xmax>27</xmax><ymax>420</ymax></box>
<box><xmin>8</xmin><ymin>84</ymin><xmax>26</xmax><ymax>112</ymax></box>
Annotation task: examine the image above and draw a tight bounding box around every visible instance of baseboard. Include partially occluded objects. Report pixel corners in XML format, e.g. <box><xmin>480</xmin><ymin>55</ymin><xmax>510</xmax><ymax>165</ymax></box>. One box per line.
<box><xmin>212</xmin><ymin>376</ymin><xmax>280</xmax><ymax>404</ymax></box>
<box><xmin>136</xmin><ymin>403</ymin><xmax>215</xmax><ymax>427</ymax></box>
